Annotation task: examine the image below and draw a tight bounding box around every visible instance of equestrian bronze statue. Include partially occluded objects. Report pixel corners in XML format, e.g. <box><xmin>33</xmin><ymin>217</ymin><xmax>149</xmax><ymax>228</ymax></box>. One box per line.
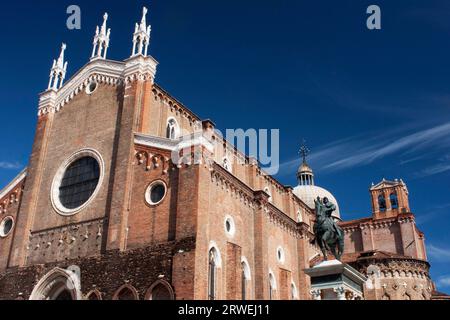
<box><xmin>311</xmin><ymin>197</ymin><xmax>345</xmax><ymax>261</ymax></box>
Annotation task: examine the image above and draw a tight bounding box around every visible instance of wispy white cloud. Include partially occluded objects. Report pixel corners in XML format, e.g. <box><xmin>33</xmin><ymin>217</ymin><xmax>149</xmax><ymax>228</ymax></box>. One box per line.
<box><xmin>416</xmin><ymin>163</ymin><xmax>450</xmax><ymax>178</ymax></box>
<box><xmin>428</xmin><ymin>244</ymin><xmax>450</xmax><ymax>262</ymax></box>
<box><xmin>415</xmin><ymin>203</ymin><xmax>450</xmax><ymax>225</ymax></box>
<box><xmin>0</xmin><ymin>161</ymin><xmax>22</xmax><ymax>170</ymax></box>
<box><xmin>323</xmin><ymin>122</ymin><xmax>450</xmax><ymax>172</ymax></box>
<box><xmin>437</xmin><ymin>276</ymin><xmax>450</xmax><ymax>288</ymax></box>
<box><xmin>278</xmin><ymin>122</ymin><xmax>450</xmax><ymax>177</ymax></box>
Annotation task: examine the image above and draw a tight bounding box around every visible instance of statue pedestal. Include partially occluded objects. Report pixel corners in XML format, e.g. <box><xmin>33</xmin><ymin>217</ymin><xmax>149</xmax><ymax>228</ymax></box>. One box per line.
<box><xmin>304</xmin><ymin>260</ymin><xmax>367</xmax><ymax>300</ymax></box>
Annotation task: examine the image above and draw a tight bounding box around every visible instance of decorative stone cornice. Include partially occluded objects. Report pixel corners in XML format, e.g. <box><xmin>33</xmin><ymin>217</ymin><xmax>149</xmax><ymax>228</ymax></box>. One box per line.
<box><xmin>211</xmin><ymin>163</ymin><xmax>306</xmax><ymax>238</ymax></box>
<box><xmin>26</xmin><ymin>218</ymin><xmax>106</xmax><ymax>261</ymax></box>
<box><xmin>211</xmin><ymin>164</ymin><xmax>255</xmax><ymax>208</ymax></box>
<box><xmin>0</xmin><ymin>168</ymin><xmax>26</xmax><ymax>214</ymax></box>
<box><xmin>353</xmin><ymin>256</ymin><xmax>431</xmax><ymax>280</ymax></box>
<box><xmin>266</xmin><ymin>206</ymin><xmax>300</xmax><ymax>237</ymax></box>
<box><xmin>134</xmin><ymin>132</ymin><xmax>215</xmax><ymax>155</ymax></box>
<box><xmin>38</xmin><ymin>59</ymin><xmax>125</xmax><ymax>116</ymax></box>
<box><xmin>341</xmin><ymin>213</ymin><xmax>416</xmax><ymax>233</ymax></box>
<box><xmin>152</xmin><ymin>85</ymin><xmax>201</xmax><ymax>126</ymax></box>
<box><xmin>135</xmin><ymin>149</ymin><xmax>171</xmax><ymax>174</ymax></box>
<box><xmin>38</xmin><ymin>55</ymin><xmax>159</xmax><ymax>116</ymax></box>
<box><xmin>123</xmin><ymin>54</ymin><xmax>158</xmax><ymax>84</ymax></box>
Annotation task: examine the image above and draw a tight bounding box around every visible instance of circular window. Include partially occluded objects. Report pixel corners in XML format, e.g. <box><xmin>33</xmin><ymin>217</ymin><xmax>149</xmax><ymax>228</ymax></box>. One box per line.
<box><xmin>51</xmin><ymin>149</ymin><xmax>104</xmax><ymax>216</ymax></box>
<box><xmin>277</xmin><ymin>247</ymin><xmax>285</xmax><ymax>264</ymax></box>
<box><xmin>145</xmin><ymin>181</ymin><xmax>167</xmax><ymax>206</ymax></box>
<box><xmin>0</xmin><ymin>216</ymin><xmax>14</xmax><ymax>238</ymax></box>
<box><xmin>224</xmin><ymin>215</ymin><xmax>236</xmax><ymax>237</ymax></box>
<box><xmin>86</xmin><ymin>81</ymin><xmax>98</xmax><ymax>95</ymax></box>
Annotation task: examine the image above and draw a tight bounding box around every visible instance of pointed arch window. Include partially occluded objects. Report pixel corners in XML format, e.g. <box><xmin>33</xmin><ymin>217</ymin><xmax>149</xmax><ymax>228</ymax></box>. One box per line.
<box><xmin>113</xmin><ymin>285</ymin><xmax>138</xmax><ymax>300</ymax></box>
<box><xmin>208</xmin><ymin>248</ymin><xmax>217</xmax><ymax>300</ymax></box>
<box><xmin>268</xmin><ymin>272</ymin><xmax>276</xmax><ymax>300</ymax></box>
<box><xmin>241</xmin><ymin>263</ymin><xmax>247</xmax><ymax>300</ymax></box>
<box><xmin>291</xmin><ymin>282</ymin><xmax>298</xmax><ymax>300</ymax></box>
<box><xmin>166</xmin><ymin>118</ymin><xmax>179</xmax><ymax>140</ymax></box>
<box><xmin>390</xmin><ymin>192</ymin><xmax>399</xmax><ymax>209</ymax></box>
<box><xmin>241</xmin><ymin>259</ymin><xmax>251</xmax><ymax>300</ymax></box>
<box><xmin>378</xmin><ymin>195</ymin><xmax>387</xmax><ymax>212</ymax></box>
<box><xmin>86</xmin><ymin>290</ymin><xmax>102</xmax><ymax>300</ymax></box>
<box><xmin>146</xmin><ymin>281</ymin><xmax>174</xmax><ymax>300</ymax></box>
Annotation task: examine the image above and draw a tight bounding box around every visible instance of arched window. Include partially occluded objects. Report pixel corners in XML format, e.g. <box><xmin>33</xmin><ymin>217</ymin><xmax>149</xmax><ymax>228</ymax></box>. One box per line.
<box><xmin>208</xmin><ymin>248</ymin><xmax>217</xmax><ymax>300</ymax></box>
<box><xmin>146</xmin><ymin>281</ymin><xmax>174</xmax><ymax>300</ymax></box>
<box><xmin>166</xmin><ymin>118</ymin><xmax>179</xmax><ymax>140</ymax></box>
<box><xmin>291</xmin><ymin>282</ymin><xmax>298</xmax><ymax>300</ymax></box>
<box><xmin>268</xmin><ymin>272</ymin><xmax>276</xmax><ymax>300</ymax></box>
<box><xmin>378</xmin><ymin>195</ymin><xmax>387</xmax><ymax>212</ymax></box>
<box><xmin>86</xmin><ymin>290</ymin><xmax>102</xmax><ymax>300</ymax></box>
<box><xmin>29</xmin><ymin>267</ymin><xmax>82</xmax><ymax>300</ymax></box>
<box><xmin>241</xmin><ymin>263</ymin><xmax>247</xmax><ymax>300</ymax></box>
<box><xmin>241</xmin><ymin>258</ymin><xmax>251</xmax><ymax>300</ymax></box>
<box><xmin>113</xmin><ymin>285</ymin><xmax>139</xmax><ymax>300</ymax></box>
<box><xmin>390</xmin><ymin>193</ymin><xmax>399</xmax><ymax>209</ymax></box>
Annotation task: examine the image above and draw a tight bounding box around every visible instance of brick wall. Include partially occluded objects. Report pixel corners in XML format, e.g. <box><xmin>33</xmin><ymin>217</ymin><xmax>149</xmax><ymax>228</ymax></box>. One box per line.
<box><xmin>0</xmin><ymin>237</ymin><xmax>194</xmax><ymax>300</ymax></box>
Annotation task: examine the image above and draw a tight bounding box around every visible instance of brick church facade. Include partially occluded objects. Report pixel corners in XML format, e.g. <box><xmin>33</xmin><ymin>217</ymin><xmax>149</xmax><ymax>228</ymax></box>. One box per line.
<box><xmin>0</xmin><ymin>7</ymin><xmax>446</xmax><ymax>300</ymax></box>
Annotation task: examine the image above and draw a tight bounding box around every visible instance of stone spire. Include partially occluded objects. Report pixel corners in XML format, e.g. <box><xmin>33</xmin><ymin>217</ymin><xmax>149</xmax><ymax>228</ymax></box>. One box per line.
<box><xmin>91</xmin><ymin>13</ymin><xmax>111</xmax><ymax>60</ymax></box>
<box><xmin>297</xmin><ymin>141</ymin><xmax>315</xmax><ymax>186</ymax></box>
<box><xmin>48</xmin><ymin>43</ymin><xmax>68</xmax><ymax>90</ymax></box>
<box><xmin>131</xmin><ymin>7</ymin><xmax>151</xmax><ymax>57</ymax></box>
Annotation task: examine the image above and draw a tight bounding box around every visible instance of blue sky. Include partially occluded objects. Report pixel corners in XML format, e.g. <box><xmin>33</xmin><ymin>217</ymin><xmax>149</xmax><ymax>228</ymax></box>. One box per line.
<box><xmin>0</xmin><ymin>0</ymin><xmax>449</xmax><ymax>293</ymax></box>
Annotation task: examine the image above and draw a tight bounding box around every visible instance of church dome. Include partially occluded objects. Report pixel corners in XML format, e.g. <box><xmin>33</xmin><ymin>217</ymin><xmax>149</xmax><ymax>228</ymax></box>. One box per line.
<box><xmin>293</xmin><ymin>185</ymin><xmax>341</xmax><ymax>219</ymax></box>
<box><xmin>294</xmin><ymin>143</ymin><xmax>341</xmax><ymax>219</ymax></box>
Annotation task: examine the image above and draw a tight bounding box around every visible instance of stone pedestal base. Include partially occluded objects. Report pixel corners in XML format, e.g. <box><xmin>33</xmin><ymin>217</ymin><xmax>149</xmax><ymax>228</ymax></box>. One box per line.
<box><xmin>305</xmin><ymin>260</ymin><xmax>367</xmax><ymax>300</ymax></box>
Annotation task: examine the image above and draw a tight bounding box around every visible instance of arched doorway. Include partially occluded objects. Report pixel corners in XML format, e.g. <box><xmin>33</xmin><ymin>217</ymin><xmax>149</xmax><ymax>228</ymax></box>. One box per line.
<box><xmin>30</xmin><ymin>267</ymin><xmax>82</xmax><ymax>300</ymax></box>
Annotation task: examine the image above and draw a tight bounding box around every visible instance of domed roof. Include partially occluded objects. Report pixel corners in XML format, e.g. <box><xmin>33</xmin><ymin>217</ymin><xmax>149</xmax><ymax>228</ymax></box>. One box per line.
<box><xmin>294</xmin><ymin>142</ymin><xmax>341</xmax><ymax>219</ymax></box>
<box><xmin>293</xmin><ymin>185</ymin><xmax>341</xmax><ymax>219</ymax></box>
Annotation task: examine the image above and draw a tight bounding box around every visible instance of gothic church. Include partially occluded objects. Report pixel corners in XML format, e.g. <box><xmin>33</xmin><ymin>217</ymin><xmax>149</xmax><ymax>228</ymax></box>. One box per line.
<box><xmin>0</xmin><ymin>7</ymin><xmax>445</xmax><ymax>300</ymax></box>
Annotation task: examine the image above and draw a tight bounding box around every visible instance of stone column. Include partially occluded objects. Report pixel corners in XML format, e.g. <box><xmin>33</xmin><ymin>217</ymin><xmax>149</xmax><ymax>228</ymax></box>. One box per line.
<box><xmin>334</xmin><ymin>286</ymin><xmax>346</xmax><ymax>300</ymax></box>
<box><xmin>311</xmin><ymin>289</ymin><xmax>322</xmax><ymax>300</ymax></box>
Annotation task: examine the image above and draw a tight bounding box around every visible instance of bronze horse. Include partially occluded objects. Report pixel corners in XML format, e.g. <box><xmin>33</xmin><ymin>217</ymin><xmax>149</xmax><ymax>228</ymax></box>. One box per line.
<box><xmin>312</xmin><ymin>197</ymin><xmax>345</xmax><ymax>261</ymax></box>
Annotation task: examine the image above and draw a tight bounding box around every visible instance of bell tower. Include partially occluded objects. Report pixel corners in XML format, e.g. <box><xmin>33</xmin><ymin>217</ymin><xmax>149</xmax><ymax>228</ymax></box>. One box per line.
<box><xmin>370</xmin><ymin>179</ymin><xmax>410</xmax><ymax>219</ymax></box>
